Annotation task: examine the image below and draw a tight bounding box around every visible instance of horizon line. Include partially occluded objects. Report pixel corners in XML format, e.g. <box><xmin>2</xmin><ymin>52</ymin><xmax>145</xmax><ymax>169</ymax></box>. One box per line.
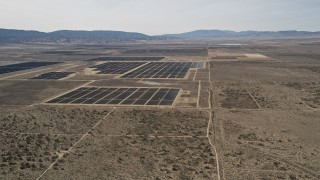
<box><xmin>1</xmin><ymin>28</ymin><xmax>320</xmax><ymax>36</ymax></box>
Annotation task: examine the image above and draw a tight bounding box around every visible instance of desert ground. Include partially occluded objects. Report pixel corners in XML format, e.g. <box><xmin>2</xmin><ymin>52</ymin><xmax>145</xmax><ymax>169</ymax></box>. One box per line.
<box><xmin>0</xmin><ymin>39</ymin><xmax>320</xmax><ymax>179</ymax></box>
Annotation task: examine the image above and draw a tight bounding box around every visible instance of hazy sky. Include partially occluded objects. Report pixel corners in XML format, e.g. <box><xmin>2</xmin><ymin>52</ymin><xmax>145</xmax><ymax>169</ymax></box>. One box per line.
<box><xmin>0</xmin><ymin>0</ymin><xmax>319</xmax><ymax>35</ymax></box>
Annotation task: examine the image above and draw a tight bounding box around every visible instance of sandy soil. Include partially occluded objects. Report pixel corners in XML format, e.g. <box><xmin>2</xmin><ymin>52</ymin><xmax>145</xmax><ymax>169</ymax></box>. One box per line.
<box><xmin>41</xmin><ymin>136</ymin><xmax>218</xmax><ymax>180</ymax></box>
<box><xmin>209</xmin><ymin>40</ymin><xmax>320</xmax><ymax>179</ymax></box>
<box><xmin>93</xmin><ymin>108</ymin><xmax>209</xmax><ymax>136</ymax></box>
<box><xmin>0</xmin><ymin>39</ymin><xmax>320</xmax><ymax>179</ymax></box>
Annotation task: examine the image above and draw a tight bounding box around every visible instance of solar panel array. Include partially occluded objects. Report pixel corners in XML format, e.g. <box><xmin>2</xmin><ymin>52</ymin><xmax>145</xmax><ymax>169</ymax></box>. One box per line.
<box><xmin>32</xmin><ymin>72</ymin><xmax>74</xmax><ymax>80</ymax></box>
<box><xmin>121</xmin><ymin>62</ymin><xmax>204</xmax><ymax>79</ymax></box>
<box><xmin>87</xmin><ymin>56</ymin><xmax>165</xmax><ymax>61</ymax></box>
<box><xmin>0</xmin><ymin>62</ymin><xmax>61</xmax><ymax>75</ymax></box>
<box><xmin>91</xmin><ymin>62</ymin><xmax>146</xmax><ymax>74</ymax></box>
<box><xmin>47</xmin><ymin>87</ymin><xmax>180</xmax><ymax>106</ymax></box>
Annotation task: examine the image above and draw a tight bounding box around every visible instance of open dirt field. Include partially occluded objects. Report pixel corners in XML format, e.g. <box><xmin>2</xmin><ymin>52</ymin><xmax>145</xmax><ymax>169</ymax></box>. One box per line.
<box><xmin>0</xmin><ymin>39</ymin><xmax>320</xmax><ymax>179</ymax></box>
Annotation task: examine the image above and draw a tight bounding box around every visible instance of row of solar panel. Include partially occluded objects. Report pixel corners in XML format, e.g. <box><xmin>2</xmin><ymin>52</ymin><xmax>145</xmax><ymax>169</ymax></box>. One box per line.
<box><xmin>87</xmin><ymin>56</ymin><xmax>165</xmax><ymax>61</ymax></box>
<box><xmin>121</xmin><ymin>62</ymin><xmax>203</xmax><ymax>78</ymax></box>
<box><xmin>47</xmin><ymin>87</ymin><xmax>180</xmax><ymax>106</ymax></box>
<box><xmin>91</xmin><ymin>62</ymin><xmax>145</xmax><ymax>74</ymax></box>
<box><xmin>32</xmin><ymin>72</ymin><xmax>74</xmax><ymax>80</ymax></box>
<box><xmin>0</xmin><ymin>62</ymin><xmax>61</xmax><ymax>75</ymax></box>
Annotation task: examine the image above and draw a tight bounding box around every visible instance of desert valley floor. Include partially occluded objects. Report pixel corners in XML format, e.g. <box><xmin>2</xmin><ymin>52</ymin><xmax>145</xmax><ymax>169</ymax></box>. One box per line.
<box><xmin>0</xmin><ymin>39</ymin><xmax>320</xmax><ymax>179</ymax></box>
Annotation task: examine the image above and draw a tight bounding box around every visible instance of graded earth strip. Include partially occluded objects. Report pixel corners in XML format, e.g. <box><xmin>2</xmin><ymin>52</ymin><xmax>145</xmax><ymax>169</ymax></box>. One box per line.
<box><xmin>207</xmin><ymin>49</ymin><xmax>222</xmax><ymax>180</ymax></box>
<box><xmin>197</xmin><ymin>81</ymin><xmax>201</xmax><ymax>108</ymax></box>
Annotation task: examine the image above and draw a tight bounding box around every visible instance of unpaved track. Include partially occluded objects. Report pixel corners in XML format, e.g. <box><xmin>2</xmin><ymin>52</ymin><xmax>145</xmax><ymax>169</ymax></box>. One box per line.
<box><xmin>207</xmin><ymin>44</ymin><xmax>222</xmax><ymax>180</ymax></box>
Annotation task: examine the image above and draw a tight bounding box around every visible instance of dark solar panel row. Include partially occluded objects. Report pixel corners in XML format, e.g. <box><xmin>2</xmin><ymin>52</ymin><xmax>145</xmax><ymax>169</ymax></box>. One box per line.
<box><xmin>87</xmin><ymin>56</ymin><xmax>165</xmax><ymax>61</ymax></box>
<box><xmin>47</xmin><ymin>87</ymin><xmax>180</xmax><ymax>106</ymax></box>
<box><xmin>0</xmin><ymin>62</ymin><xmax>61</xmax><ymax>75</ymax></box>
<box><xmin>32</xmin><ymin>72</ymin><xmax>74</xmax><ymax>80</ymax></box>
<box><xmin>91</xmin><ymin>62</ymin><xmax>146</xmax><ymax>74</ymax></box>
<box><xmin>121</xmin><ymin>62</ymin><xmax>203</xmax><ymax>79</ymax></box>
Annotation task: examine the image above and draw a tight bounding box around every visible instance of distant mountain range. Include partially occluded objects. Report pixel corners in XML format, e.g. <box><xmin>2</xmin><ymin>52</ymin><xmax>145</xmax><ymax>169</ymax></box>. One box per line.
<box><xmin>1</xmin><ymin>28</ymin><xmax>320</xmax><ymax>43</ymax></box>
<box><xmin>0</xmin><ymin>29</ymin><xmax>154</xmax><ymax>43</ymax></box>
<box><xmin>164</xmin><ymin>30</ymin><xmax>320</xmax><ymax>39</ymax></box>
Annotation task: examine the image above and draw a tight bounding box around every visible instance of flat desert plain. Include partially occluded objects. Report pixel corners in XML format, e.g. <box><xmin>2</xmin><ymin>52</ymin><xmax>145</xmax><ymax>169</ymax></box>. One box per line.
<box><xmin>0</xmin><ymin>39</ymin><xmax>320</xmax><ymax>179</ymax></box>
